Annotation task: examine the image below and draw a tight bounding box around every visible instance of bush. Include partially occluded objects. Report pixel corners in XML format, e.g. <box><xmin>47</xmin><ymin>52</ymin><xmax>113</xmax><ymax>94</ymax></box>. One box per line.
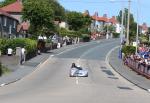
<box><xmin>59</xmin><ymin>28</ymin><xmax>81</xmax><ymax>37</ymax></box>
<box><xmin>0</xmin><ymin>38</ymin><xmax>8</xmax><ymax>54</ymax></box>
<box><xmin>24</xmin><ymin>39</ymin><xmax>37</xmax><ymax>60</ymax></box>
<box><xmin>113</xmin><ymin>33</ymin><xmax>120</xmax><ymax>38</ymax></box>
<box><xmin>0</xmin><ymin>38</ymin><xmax>37</xmax><ymax>60</ymax></box>
<box><xmin>81</xmin><ymin>34</ymin><xmax>90</xmax><ymax>42</ymax></box>
<box><xmin>122</xmin><ymin>45</ymin><xmax>136</xmax><ymax>56</ymax></box>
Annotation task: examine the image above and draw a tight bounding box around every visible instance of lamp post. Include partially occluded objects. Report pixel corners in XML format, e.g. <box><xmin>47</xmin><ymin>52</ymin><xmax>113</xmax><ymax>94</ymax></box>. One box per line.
<box><xmin>118</xmin><ymin>6</ymin><xmax>125</xmax><ymax>59</ymax></box>
<box><xmin>136</xmin><ymin>0</ymin><xmax>140</xmax><ymax>54</ymax></box>
<box><xmin>120</xmin><ymin>7</ymin><xmax>124</xmax><ymax>44</ymax></box>
<box><xmin>135</xmin><ymin>15</ymin><xmax>139</xmax><ymax>54</ymax></box>
<box><xmin>106</xmin><ymin>18</ymin><xmax>109</xmax><ymax>39</ymax></box>
<box><xmin>126</xmin><ymin>0</ymin><xmax>131</xmax><ymax>45</ymax></box>
<box><xmin>110</xmin><ymin>0</ymin><xmax>125</xmax><ymax>59</ymax></box>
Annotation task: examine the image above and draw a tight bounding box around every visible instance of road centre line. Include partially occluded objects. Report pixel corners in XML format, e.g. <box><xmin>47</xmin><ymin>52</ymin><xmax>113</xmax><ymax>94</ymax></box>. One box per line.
<box><xmin>74</xmin><ymin>43</ymin><xmax>103</xmax><ymax>85</ymax></box>
<box><xmin>0</xmin><ymin>83</ymin><xmax>6</xmax><ymax>87</ymax></box>
<box><xmin>76</xmin><ymin>77</ymin><xmax>79</xmax><ymax>85</ymax></box>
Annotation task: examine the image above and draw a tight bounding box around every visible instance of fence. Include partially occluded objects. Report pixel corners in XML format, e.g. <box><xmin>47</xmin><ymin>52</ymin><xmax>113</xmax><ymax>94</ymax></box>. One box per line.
<box><xmin>126</xmin><ymin>58</ymin><xmax>150</xmax><ymax>79</ymax></box>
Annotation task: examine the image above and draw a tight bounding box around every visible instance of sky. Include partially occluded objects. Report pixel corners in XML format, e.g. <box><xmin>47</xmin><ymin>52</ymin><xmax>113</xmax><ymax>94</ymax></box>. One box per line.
<box><xmin>0</xmin><ymin>0</ymin><xmax>149</xmax><ymax>26</ymax></box>
<box><xmin>57</xmin><ymin>0</ymin><xmax>150</xmax><ymax>26</ymax></box>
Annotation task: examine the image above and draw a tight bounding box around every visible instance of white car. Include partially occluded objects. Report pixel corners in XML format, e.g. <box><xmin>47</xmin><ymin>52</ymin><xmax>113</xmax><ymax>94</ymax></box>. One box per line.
<box><xmin>69</xmin><ymin>66</ymin><xmax>88</xmax><ymax>77</ymax></box>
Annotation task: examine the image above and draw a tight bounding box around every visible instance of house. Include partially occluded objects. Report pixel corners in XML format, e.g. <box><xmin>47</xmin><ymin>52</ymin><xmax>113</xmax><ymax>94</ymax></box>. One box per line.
<box><xmin>1</xmin><ymin>0</ymin><xmax>30</xmax><ymax>37</ymax></box>
<box><xmin>17</xmin><ymin>21</ymin><xmax>30</xmax><ymax>37</ymax></box>
<box><xmin>1</xmin><ymin>0</ymin><xmax>23</xmax><ymax>23</ymax></box>
<box><xmin>0</xmin><ymin>9</ymin><xmax>19</xmax><ymax>38</ymax></box>
<box><xmin>139</xmin><ymin>23</ymin><xmax>148</xmax><ymax>35</ymax></box>
<box><xmin>90</xmin><ymin>12</ymin><xmax>120</xmax><ymax>33</ymax></box>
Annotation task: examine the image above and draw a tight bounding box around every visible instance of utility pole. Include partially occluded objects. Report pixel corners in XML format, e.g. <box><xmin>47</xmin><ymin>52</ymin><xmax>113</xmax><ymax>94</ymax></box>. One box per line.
<box><xmin>136</xmin><ymin>14</ymin><xmax>139</xmax><ymax>54</ymax></box>
<box><xmin>126</xmin><ymin>0</ymin><xmax>131</xmax><ymax>45</ymax></box>
<box><xmin>120</xmin><ymin>7</ymin><xmax>124</xmax><ymax>44</ymax></box>
<box><xmin>136</xmin><ymin>0</ymin><xmax>139</xmax><ymax>54</ymax></box>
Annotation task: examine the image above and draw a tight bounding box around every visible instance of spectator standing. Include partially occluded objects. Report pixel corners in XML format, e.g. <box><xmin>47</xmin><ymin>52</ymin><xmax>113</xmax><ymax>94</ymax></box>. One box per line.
<box><xmin>7</xmin><ymin>48</ymin><xmax>13</xmax><ymax>56</ymax></box>
<box><xmin>20</xmin><ymin>47</ymin><xmax>26</xmax><ymax>65</ymax></box>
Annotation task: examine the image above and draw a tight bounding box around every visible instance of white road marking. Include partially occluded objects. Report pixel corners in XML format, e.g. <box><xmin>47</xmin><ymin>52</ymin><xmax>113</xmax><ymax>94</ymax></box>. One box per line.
<box><xmin>74</xmin><ymin>42</ymin><xmax>103</xmax><ymax>85</ymax></box>
<box><xmin>76</xmin><ymin>77</ymin><xmax>79</xmax><ymax>85</ymax></box>
<box><xmin>75</xmin><ymin>57</ymin><xmax>81</xmax><ymax>85</ymax></box>
<box><xmin>0</xmin><ymin>83</ymin><xmax>6</xmax><ymax>87</ymax></box>
<box><xmin>147</xmin><ymin>89</ymin><xmax>150</xmax><ymax>92</ymax></box>
<box><xmin>105</xmin><ymin>46</ymin><xmax>120</xmax><ymax>65</ymax></box>
<box><xmin>50</xmin><ymin>55</ymin><xmax>54</xmax><ymax>57</ymax></box>
<box><xmin>77</xmin><ymin>58</ymin><xmax>80</xmax><ymax>66</ymax></box>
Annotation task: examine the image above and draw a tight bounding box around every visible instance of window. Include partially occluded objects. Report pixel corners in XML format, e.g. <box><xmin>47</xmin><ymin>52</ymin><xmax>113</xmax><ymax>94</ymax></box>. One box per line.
<box><xmin>4</xmin><ymin>17</ymin><xmax>7</xmax><ymax>26</ymax></box>
<box><xmin>0</xmin><ymin>17</ymin><xmax>2</xmax><ymax>23</ymax></box>
<box><xmin>9</xmin><ymin>25</ymin><xmax>12</xmax><ymax>34</ymax></box>
<box><xmin>13</xmin><ymin>21</ymin><xmax>16</xmax><ymax>28</ymax></box>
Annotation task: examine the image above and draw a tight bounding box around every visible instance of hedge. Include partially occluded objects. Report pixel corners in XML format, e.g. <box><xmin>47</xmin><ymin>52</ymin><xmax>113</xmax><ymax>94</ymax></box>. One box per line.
<box><xmin>113</xmin><ymin>33</ymin><xmax>120</xmax><ymax>38</ymax></box>
<box><xmin>81</xmin><ymin>34</ymin><xmax>90</xmax><ymax>42</ymax></box>
<box><xmin>122</xmin><ymin>45</ymin><xmax>136</xmax><ymax>56</ymax></box>
<box><xmin>0</xmin><ymin>38</ymin><xmax>37</xmax><ymax>60</ymax></box>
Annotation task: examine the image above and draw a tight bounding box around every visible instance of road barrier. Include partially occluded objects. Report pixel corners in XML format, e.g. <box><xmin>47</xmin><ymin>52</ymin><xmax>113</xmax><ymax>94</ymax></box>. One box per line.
<box><xmin>126</xmin><ymin>58</ymin><xmax>150</xmax><ymax>79</ymax></box>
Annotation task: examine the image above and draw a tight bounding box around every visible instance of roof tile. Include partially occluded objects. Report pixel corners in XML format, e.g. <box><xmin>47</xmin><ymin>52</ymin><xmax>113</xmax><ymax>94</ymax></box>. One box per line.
<box><xmin>1</xmin><ymin>0</ymin><xmax>23</xmax><ymax>13</ymax></box>
<box><xmin>0</xmin><ymin>9</ymin><xmax>18</xmax><ymax>20</ymax></box>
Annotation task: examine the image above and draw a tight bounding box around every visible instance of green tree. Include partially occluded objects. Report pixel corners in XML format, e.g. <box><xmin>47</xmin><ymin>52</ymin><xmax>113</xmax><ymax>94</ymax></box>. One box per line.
<box><xmin>103</xmin><ymin>24</ymin><xmax>116</xmax><ymax>33</ymax></box>
<box><xmin>117</xmin><ymin>8</ymin><xmax>137</xmax><ymax>43</ymax></box>
<box><xmin>66</xmin><ymin>11</ymin><xmax>91</xmax><ymax>31</ymax></box>
<box><xmin>48</xmin><ymin>0</ymin><xmax>66</xmax><ymax>21</ymax></box>
<box><xmin>22</xmin><ymin>0</ymin><xmax>55</xmax><ymax>38</ymax></box>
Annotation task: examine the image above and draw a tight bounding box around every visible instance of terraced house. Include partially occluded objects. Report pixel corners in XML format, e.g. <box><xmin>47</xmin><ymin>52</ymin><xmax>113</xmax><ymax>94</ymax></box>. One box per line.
<box><xmin>91</xmin><ymin>12</ymin><xmax>119</xmax><ymax>33</ymax></box>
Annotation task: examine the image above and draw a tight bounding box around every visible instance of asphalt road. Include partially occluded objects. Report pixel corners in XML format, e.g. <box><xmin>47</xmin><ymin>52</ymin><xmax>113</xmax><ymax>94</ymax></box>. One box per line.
<box><xmin>0</xmin><ymin>39</ymin><xmax>150</xmax><ymax>103</ymax></box>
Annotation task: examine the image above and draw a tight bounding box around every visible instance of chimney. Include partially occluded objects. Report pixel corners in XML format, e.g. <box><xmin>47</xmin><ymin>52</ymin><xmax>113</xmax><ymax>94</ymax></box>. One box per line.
<box><xmin>94</xmin><ymin>12</ymin><xmax>98</xmax><ymax>17</ymax></box>
<box><xmin>112</xmin><ymin>16</ymin><xmax>115</xmax><ymax>18</ymax></box>
<box><xmin>103</xmin><ymin>14</ymin><xmax>107</xmax><ymax>17</ymax></box>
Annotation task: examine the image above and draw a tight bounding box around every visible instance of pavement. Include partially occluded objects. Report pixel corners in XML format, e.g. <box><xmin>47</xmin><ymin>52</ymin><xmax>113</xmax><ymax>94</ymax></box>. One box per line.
<box><xmin>109</xmin><ymin>47</ymin><xmax>150</xmax><ymax>91</ymax></box>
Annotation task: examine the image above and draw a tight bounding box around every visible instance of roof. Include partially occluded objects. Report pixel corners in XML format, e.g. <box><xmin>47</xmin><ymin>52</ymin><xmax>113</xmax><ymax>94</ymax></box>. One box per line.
<box><xmin>0</xmin><ymin>9</ymin><xmax>18</xmax><ymax>21</ymax></box>
<box><xmin>17</xmin><ymin>21</ymin><xmax>30</xmax><ymax>32</ymax></box>
<box><xmin>1</xmin><ymin>0</ymin><xmax>23</xmax><ymax>13</ymax></box>
<box><xmin>98</xmin><ymin>17</ymin><xmax>109</xmax><ymax>22</ymax></box>
<box><xmin>109</xmin><ymin>16</ymin><xmax>117</xmax><ymax>24</ymax></box>
<box><xmin>92</xmin><ymin>15</ymin><xmax>109</xmax><ymax>22</ymax></box>
<box><xmin>92</xmin><ymin>15</ymin><xmax>117</xmax><ymax>24</ymax></box>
